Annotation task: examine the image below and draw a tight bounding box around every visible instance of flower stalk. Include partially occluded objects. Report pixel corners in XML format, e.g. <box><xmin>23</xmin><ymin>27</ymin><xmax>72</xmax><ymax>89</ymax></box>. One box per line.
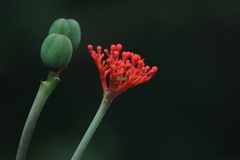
<box><xmin>71</xmin><ymin>93</ymin><xmax>112</xmax><ymax>160</ymax></box>
<box><xmin>16</xmin><ymin>70</ymin><xmax>60</xmax><ymax>160</ymax></box>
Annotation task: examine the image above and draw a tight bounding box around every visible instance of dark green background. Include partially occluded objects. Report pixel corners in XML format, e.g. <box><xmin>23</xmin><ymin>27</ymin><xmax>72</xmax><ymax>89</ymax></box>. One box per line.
<box><xmin>1</xmin><ymin>0</ymin><xmax>240</xmax><ymax>159</ymax></box>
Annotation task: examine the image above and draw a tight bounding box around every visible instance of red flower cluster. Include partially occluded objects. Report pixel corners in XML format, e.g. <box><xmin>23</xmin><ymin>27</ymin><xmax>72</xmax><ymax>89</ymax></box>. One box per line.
<box><xmin>88</xmin><ymin>44</ymin><xmax>158</xmax><ymax>100</ymax></box>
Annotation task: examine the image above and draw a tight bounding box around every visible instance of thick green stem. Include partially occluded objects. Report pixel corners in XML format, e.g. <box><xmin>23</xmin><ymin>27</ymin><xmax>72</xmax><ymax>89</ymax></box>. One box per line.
<box><xmin>71</xmin><ymin>93</ymin><xmax>112</xmax><ymax>160</ymax></box>
<box><xmin>16</xmin><ymin>70</ymin><xmax>60</xmax><ymax>160</ymax></box>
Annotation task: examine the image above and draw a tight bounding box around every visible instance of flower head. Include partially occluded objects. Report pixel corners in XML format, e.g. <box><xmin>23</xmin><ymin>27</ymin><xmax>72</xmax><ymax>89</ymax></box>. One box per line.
<box><xmin>88</xmin><ymin>44</ymin><xmax>158</xmax><ymax>101</ymax></box>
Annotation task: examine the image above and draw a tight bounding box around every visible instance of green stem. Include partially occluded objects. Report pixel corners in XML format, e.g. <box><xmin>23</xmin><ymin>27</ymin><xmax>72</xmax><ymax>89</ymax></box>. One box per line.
<box><xmin>71</xmin><ymin>93</ymin><xmax>112</xmax><ymax>160</ymax></box>
<box><xmin>16</xmin><ymin>70</ymin><xmax>60</xmax><ymax>160</ymax></box>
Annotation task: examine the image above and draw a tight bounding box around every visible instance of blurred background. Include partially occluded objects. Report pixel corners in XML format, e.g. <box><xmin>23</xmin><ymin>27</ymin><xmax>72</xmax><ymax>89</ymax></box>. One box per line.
<box><xmin>1</xmin><ymin>0</ymin><xmax>240</xmax><ymax>159</ymax></box>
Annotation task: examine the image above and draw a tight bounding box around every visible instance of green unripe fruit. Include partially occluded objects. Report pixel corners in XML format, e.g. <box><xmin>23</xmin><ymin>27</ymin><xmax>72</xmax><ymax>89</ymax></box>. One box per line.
<box><xmin>41</xmin><ymin>33</ymin><xmax>73</xmax><ymax>69</ymax></box>
<box><xmin>48</xmin><ymin>18</ymin><xmax>81</xmax><ymax>51</ymax></box>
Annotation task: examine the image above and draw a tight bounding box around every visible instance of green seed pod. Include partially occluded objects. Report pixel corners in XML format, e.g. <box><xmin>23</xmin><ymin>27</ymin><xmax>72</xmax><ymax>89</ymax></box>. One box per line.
<box><xmin>48</xmin><ymin>18</ymin><xmax>81</xmax><ymax>51</ymax></box>
<box><xmin>41</xmin><ymin>33</ymin><xmax>73</xmax><ymax>69</ymax></box>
